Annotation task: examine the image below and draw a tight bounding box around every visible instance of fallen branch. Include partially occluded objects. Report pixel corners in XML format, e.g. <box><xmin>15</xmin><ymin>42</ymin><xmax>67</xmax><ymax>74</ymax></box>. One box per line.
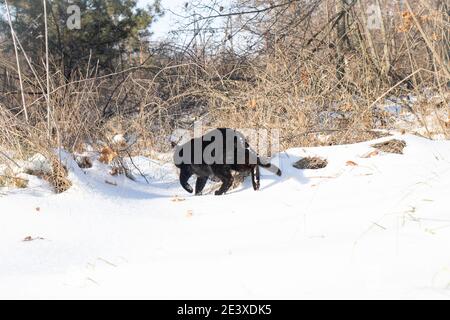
<box><xmin>0</xmin><ymin>151</ymin><xmax>21</xmax><ymax>168</ymax></box>
<box><xmin>126</xmin><ymin>151</ymin><xmax>149</xmax><ymax>184</ymax></box>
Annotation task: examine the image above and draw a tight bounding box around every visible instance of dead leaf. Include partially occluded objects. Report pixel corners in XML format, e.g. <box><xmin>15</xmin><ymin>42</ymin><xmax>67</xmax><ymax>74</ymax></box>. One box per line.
<box><xmin>171</xmin><ymin>196</ymin><xmax>186</xmax><ymax>202</ymax></box>
<box><xmin>99</xmin><ymin>146</ymin><xmax>118</xmax><ymax>164</ymax></box>
<box><xmin>110</xmin><ymin>167</ymin><xmax>120</xmax><ymax>176</ymax></box>
<box><xmin>13</xmin><ymin>177</ymin><xmax>28</xmax><ymax>188</ymax></box>
<box><xmin>361</xmin><ymin>150</ymin><xmax>379</xmax><ymax>158</ymax></box>
<box><xmin>346</xmin><ymin>160</ymin><xmax>358</xmax><ymax>166</ymax></box>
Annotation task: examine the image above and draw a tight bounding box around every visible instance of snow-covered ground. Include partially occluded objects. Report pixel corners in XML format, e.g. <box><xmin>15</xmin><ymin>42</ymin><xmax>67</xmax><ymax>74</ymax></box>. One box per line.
<box><xmin>1</xmin><ymin>134</ymin><xmax>450</xmax><ymax>299</ymax></box>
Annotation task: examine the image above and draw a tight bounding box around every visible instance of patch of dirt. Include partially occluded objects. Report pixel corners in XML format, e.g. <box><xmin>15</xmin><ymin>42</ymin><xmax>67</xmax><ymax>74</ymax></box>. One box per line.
<box><xmin>371</xmin><ymin>139</ymin><xmax>407</xmax><ymax>154</ymax></box>
<box><xmin>293</xmin><ymin>157</ymin><xmax>328</xmax><ymax>170</ymax></box>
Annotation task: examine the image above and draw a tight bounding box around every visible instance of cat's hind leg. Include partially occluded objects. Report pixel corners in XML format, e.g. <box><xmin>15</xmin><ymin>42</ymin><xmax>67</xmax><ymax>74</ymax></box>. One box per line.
<box><xmin>213</xmin><ymin>168</ymin><xmax>234</xmax><ymax>195</ymax></box>
<box><xmin>195</xmin><ymin>176</ymin><xmax>209</xmax><ymax>195</ymax></box>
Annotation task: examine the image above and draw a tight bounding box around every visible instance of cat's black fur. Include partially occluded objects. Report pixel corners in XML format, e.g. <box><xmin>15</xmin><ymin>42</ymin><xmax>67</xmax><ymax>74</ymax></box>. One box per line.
<box><xmin>173</xmin><ymin>128</ymin><xmax>282</xmax><ymax>195</ymax></box>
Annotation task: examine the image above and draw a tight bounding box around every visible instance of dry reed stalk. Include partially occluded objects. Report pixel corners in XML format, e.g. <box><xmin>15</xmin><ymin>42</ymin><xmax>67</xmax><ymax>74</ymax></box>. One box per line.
<box><xmin>4</xmin><ymin>0</ymin><xmax>28</xmax><ymax>122</ymax></box>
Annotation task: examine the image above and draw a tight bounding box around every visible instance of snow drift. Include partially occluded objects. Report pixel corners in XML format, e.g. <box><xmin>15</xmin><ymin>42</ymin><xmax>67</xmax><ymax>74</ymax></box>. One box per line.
<box><xmin>0</xmin><ymin>134</ymin><xmax>450</xmax><ymax>299</ymax></box>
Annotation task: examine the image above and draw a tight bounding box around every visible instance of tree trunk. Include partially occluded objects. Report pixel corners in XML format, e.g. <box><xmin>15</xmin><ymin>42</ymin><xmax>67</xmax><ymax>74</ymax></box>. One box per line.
<box><xmin>438</xmin><ymin>0</ymin><xmax>449</xmax><ymax>84</ymax></box>
<box><xmin>335</xmin><ymin>0</ymin><xmax>348</xmax><ymax>83</ymax></box>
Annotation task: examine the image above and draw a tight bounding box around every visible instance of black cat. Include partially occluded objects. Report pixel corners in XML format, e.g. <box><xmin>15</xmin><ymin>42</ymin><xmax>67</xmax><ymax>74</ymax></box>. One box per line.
<box><xmin>173</xmin><ymin>128</ymin><xmax>282</xmax><ymax>195</ymax></box>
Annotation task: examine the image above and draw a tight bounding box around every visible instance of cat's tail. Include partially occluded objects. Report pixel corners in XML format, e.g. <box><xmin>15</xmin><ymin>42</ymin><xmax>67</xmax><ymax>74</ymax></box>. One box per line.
<box><xmin>257</xmin><ymin>157</ymin><xmax>282</xmax><ymax>176</ymax></box>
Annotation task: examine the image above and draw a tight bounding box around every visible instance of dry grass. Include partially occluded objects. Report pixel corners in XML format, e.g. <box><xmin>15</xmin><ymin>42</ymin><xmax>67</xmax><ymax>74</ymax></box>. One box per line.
<box><xmin>74</xmin><ymin>155</ymin><xmax>93</xmax><ymax>169</ymax></box>
<box><xmin>293</xmin><ymin>157</ymin><xmax>329</xmax><ymax>170</ymax></box>
<box><xmin>0</xmin><ymin>174</ymin><xmax>28</xmax><ymax>188</ymax></box>
<box><xmin>48</xmin><ymin>157</ymin><xmax>72</xmax><ymax>194</ymax></box>
<box><xmin>372</xmin><ymin>139</ymin><xmax>407</xmax><ymax>154</ymax></box>
<box><xmin>24</xmin><ymin>155</ymin><xmax>72</xmax><ymax>193</ymax></box>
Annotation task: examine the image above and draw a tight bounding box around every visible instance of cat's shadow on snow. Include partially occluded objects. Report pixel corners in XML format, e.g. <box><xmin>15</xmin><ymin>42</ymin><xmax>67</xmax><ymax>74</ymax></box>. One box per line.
<box><xmin>216</xmin><ymin>162</ymin><xmax>309</xmax><ymax>196</ymax></box>
<box><xmin>100</xmin><ymin>185</ymin><xmax>173</xmax><ymax>200</ymax></box>
<box><xmin>74</xmin><ymin>173</ymin><xmax>176</xmax><ymax>200</ymax></box>
<box><xmin>84</xmin><ymin>155</ymin><xmax>309</xmax><ymax>199</ymax></box>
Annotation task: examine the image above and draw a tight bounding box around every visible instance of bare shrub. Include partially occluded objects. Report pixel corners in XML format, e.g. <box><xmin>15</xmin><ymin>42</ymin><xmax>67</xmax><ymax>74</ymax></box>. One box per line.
<box><xmin>293</xmin><ymin>157</ymin><xmax>328</xmax><ymax>170</ymax></box>
<box><xmin>372</xmin><ymin>139</ymin><xmax>407</xmax><ymax>154</ymax></box>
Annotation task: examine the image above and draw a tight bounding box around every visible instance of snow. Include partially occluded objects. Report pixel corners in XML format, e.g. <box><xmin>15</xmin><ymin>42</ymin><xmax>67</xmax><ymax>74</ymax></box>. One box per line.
<box><xmin>1</xmin><ymin>134</ymin><xmax>450</xmax><ymax>299</ymax></box>
<box><xmin>112</xmin><ymin>134</ymin><xmax>127</xmax><ymax>146</ymax></box>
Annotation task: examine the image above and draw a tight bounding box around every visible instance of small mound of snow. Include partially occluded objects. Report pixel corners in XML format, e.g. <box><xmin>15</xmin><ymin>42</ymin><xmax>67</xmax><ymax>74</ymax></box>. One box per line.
<box><xmin>24</xmin><ymin>154</ymin><xmax>52</xmax><ymax>174</ymax></box>
<box><xmin>112</xmin><ymin>134</ymin><xmax>127</xmax><ymax>146</ymax></box>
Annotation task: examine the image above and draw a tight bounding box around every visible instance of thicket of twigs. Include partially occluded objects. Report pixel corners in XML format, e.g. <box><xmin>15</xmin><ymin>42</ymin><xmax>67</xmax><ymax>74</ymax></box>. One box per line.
<box><xmin>0</xmin><ymin>0</ymin><xmax>449</xmax><ymax>175</ymax></box>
